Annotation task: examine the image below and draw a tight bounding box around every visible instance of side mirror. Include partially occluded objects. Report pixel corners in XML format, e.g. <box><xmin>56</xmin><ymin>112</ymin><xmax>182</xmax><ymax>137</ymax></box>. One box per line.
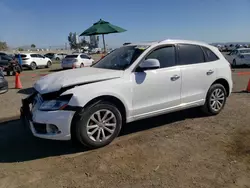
<box><xmin>137</xmin><ymin>59</ymin><xmax>160</xmax><ymax>71</ymax></box>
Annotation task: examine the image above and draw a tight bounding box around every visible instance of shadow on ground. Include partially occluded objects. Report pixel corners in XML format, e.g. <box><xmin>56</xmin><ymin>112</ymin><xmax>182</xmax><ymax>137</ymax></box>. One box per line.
<box><xmin>0</xmin><ymin>108</ymin><xmax>206</xmax><ymax>163</ymax></box>
<box><xmin>17</xmin><ymin>87</ymin><xmax>35</xmax><ymax>95</ymax></box>
<box><xmin>49</xmin><ymin>69</ymin><xmax>64</xmax><ymax>72</ymax></box>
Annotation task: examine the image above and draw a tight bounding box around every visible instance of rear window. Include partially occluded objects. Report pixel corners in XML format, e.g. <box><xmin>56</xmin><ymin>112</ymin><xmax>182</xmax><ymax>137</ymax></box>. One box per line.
<box><xmin>65</xmin><ymin>55</ymin><xmax>78</xmax><ymax>58</ymax></box>
<box><xmin>15</xmin><ymin>54</ymin><xmax>27</xmax><ymax>58</ymax></box>
<box><xmin>239</xmin><ymin>49</ymin><xmax>250</xmax><ymax>53</ymax></box>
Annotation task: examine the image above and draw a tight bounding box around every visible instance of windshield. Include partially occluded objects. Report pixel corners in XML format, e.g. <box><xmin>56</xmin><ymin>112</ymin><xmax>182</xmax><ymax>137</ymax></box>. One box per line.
<box><xmin>239</xmin><ymin>49</ymin><xmax>250</xmax><ymax>54</ymax></box>
<box><xmin>92</xmin><ymin>45</ymin><xmax>149</xmax><ymax>70</ymax></box>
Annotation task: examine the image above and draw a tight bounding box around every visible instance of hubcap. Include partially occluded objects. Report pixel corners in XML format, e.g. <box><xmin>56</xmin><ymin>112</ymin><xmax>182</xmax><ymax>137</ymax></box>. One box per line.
<box><xmin>210</xmin><ymin>88</ymin><xmax>225</xmax><ymax>111</ymax></box>
<box><xmin>87</xmin><ymin>110</ymin><xmax>117</xmax><ymax>142</ymax></box>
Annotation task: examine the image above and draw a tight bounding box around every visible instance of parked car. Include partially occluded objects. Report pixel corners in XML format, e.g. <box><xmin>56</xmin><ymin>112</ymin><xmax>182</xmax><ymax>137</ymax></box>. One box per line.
<box><xmin>61</xmin><ymin>54</ymin><xmax>94</xmax><ymax>69</ymax></box>
<box><xmin>15</xmin><ymin>53</ymin><xmax>52</xmax><ymax>70</ymax></box>
<box><xmin>44</xmin><ymin>53</ymin><xmax>67</xmax><ymax>61</ymax></box>
<box><xmin>0</xmin><ymin>68</ymin><xmax>8</xmax><ymax>94</ymax></box>
<box><xmin>226</xmin><ymin>48</ymin><xmax>250</xmax><ymax>67</ymax></box>
<box><xmin>0</xmin><ymin>54</ymin><xmax>22</xmax><ymax>76</ymax></box>
<box><xmin>21</xmin><ymin>39</ymin><xmax>233</xmax><ymax>149</ymax></box>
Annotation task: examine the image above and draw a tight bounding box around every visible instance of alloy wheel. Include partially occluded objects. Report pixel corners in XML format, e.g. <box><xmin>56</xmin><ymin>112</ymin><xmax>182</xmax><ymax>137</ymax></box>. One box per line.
<box><xmin>209</xmin><ymin>88</ymin><xmax>225</xmax><ymax>112</ymax></box>
<box><xmin>86</xmin><ymin>110</ymin><xmax>117</xmax><ymax>142</ymax></box>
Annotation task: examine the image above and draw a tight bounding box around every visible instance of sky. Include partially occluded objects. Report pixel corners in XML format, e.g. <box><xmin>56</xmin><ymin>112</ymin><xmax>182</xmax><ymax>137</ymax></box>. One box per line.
<box><xmin>0</xmin><ymin>0</ymin><xmax>250</xmax><ymax>48</ymax></box>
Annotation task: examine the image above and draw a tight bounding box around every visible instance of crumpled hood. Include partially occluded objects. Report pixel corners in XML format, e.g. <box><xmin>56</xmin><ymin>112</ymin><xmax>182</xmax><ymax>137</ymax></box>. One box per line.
<box><xmin>34</xmin><ymin>67</ymin><xmax>123</xmax><ymax>94</ymax></box>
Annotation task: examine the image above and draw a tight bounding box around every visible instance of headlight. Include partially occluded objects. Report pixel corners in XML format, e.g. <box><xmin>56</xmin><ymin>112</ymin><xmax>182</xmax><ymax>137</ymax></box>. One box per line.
<box><xmin>39</xmin><ymin>100</ymin><xmax>68</xmax><ymax>111</ymax></box>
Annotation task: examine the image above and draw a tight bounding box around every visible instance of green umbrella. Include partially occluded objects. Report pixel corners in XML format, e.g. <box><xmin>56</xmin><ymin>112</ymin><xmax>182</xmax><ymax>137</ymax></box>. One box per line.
<box><xmin>80</xmin><ymin>19</ymin><xmax>126</xmax><ymax>52</ymax></box>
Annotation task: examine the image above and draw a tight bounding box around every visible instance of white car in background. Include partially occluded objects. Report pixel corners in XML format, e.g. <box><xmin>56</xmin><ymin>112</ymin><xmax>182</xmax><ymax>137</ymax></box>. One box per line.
<box><xmin>16</xmin><ymin>53</ymin><xmax>52</xmax><ymax>70</ymax></box>
<box><xmin>61</xmin><ymin>54</ymin><xmax>94</xmax><ymax>69</ymax></box>
<box><xmin>227</xmin><ymin>48</ymin><xmax>250</xmax><ymax>67</ymax></box>
<box><xmin>21</xmin><ymin>39</ymin><xmax>232</xmax><ymax>149</ymax></box>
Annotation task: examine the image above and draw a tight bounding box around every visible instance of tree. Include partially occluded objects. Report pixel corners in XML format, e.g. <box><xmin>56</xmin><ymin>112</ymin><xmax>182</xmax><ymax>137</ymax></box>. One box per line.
<box><xmin>18</xmin><ymin>48</ymin><xmax>24</xmax><ymax>51</ymax></box>
<box><xmin>31</xmin><ymin>44</ymin><xmax>36</xmax><ymax>48</ymax></box>
<box><xmin>68</xmin><ymin>32</ymin><xmax>90</xmax><ymax>50</ymax></box>
<box><xmin>0</xmin><ymin>41</ymin><xmax>8</xmax><ymax>50</ymax></box>
<box><xmin>68</xmin><ymin>32</ymin><xmax>77</xmax><ymax>49</ymax></box>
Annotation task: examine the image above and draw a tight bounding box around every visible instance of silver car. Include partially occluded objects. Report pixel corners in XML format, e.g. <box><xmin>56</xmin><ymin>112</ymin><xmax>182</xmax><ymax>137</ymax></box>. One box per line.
<box><xmin>226</xmin><ymin>48</ymin><xmax>250</xmax><ymax>67</ymax></box>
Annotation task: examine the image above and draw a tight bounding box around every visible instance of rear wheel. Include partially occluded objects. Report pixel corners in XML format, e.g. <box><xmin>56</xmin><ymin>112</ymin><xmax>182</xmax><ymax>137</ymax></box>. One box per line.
<box><xmin>30</xmin><ymin>62</ymin><xmax>37</xmax><ymax>70</ymax></box>
<box><xmin>46</xmin><ymin>61</ymin><xmax>52</xmax><ymax>68</ymax></box>
<box><xmin>80</xmin><ymin>63</ymin><xmax>84</xmax><ymax>68</ymax></box>
<box><xmin>55</xmin><ymin>57</ymin><xmax>60</xmax><ymax>61</ymax></box>
<box><xmin>72</xmin><ymin>101</ymin><xmax>123</xmax><ymax>149</ymax></box>
<box><xmin>201</xmin><ymin>84</ymin><xmax>227</xmax><ymax>115</ymax></box>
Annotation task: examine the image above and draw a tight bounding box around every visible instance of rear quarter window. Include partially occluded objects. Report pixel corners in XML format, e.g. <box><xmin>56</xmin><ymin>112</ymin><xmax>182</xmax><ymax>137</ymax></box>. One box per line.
<box><xmin>15</xmin><ymin>54</ymin><xmax>27</xmax><ymax>58</ymax></box>
<box><xmin>202</xmin><ymin>47</ymin><xmax>219</xmax><ymax>62</ymax></box>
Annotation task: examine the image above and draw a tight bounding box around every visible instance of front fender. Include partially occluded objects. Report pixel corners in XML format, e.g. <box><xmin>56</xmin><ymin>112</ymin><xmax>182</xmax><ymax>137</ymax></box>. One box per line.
<box><xmin>62</xmin><ymin>79</ymin><xmax>133</xmax><ymax>117</ymax></box>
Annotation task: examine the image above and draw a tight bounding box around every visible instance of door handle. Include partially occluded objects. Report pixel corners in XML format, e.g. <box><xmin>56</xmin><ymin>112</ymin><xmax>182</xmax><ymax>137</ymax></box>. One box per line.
<box><xmin>206</xmin><ymin>70</ymin><xmax>214</xmax><ymax>75</ymax></box>
<box><xmin>171</xmin><ymin>75</ymin><xmax>180</xmax><ymax>81</ymax></box>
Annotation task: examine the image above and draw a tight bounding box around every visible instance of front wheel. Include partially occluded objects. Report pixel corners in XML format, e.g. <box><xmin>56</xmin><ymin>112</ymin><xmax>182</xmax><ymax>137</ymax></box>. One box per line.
<box><xmin>201</xmin><ymin>84</ymin><xmax>227</xmax><ymax>115</ymax></box>
<box><xmin>72</xmin><ymin>102</ymin><xmax>123</xmax><ymax>149</ymax></box>
<box><xmin>232</xmin><ymin>59</ymin><xmax>237</xmax><ymax>68</ymax></box>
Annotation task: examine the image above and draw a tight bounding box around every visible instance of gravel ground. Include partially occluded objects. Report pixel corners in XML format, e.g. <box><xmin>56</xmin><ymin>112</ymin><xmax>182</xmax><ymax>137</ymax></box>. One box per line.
<box><xmin>0</xmin><ymin>61</ymin><xmax>250</xmax><ymax>187</ymax></box>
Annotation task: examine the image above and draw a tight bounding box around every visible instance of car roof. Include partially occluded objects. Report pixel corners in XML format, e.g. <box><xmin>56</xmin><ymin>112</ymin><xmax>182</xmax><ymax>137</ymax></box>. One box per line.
<box><xmin>125</xmin><ymin>39</ymin><xmax>211</xmax><ymax>48</ymax></box>
<box><xmin>238</xmin><ymin>48</ymin><xmax>250</xmax><ymax>51</ymax></box>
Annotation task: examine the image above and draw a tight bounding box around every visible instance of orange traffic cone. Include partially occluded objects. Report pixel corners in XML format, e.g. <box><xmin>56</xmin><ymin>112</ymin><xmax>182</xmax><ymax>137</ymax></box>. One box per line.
<box><xmin>246</xmin><ymin>78</ymin><xmax>250</xmax><ymax>93</ymax></box>
<box><xmin>15</xmin><ymin>72</ymin><xmax>22</xmax><ymax>89</ymax></box>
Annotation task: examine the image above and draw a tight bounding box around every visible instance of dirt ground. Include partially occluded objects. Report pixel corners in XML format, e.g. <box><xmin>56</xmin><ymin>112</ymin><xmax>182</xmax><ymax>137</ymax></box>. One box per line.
<box><xmin>0</xmin><ymin>64</ymin><xmax>250</xmax><ymax>187</ymax></box>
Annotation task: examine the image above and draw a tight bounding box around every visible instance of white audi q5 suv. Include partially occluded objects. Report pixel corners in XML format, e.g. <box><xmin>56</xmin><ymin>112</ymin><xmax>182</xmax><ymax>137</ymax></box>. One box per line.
<box><xmin>21</xmin><ymin>39</ymin><xmax>233</xmax><ymax>148</ymax></box>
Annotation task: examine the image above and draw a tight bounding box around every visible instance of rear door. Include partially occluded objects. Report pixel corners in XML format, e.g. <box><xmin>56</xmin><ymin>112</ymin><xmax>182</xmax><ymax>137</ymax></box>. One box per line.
<box><xmin>37</xmin><ymin>54</ymin><xmax>47</xmax><ymax>66</ymax></box>
<box><xmin>80</xmin><ymin>54</ymin><xmax>92</xmax><ymax>66</ymax></box>
<box><xmin>177</xmin><ymin>44</ymin><xmax>218</xmax><ymax>104</ymax></box>
<box><xmin>30</xmin><ymin>54</ymin><xmax>40</xmax><ymax>65</ymax></box>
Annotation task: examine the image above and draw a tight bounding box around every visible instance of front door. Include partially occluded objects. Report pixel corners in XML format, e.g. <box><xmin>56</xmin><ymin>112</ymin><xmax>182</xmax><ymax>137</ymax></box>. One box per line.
<box><xmin>131</xmin><ymin>45</ymin><xmax>181</xmax><ymax>119</ymax></box>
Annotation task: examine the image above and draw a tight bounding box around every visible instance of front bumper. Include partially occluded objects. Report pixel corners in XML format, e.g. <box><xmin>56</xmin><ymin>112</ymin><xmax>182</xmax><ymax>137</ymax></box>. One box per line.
<box><xmin>20</xmin><ymin>93</ymin><xmax>75</xmax><ymax>141</ymax></box>
<box><xmin>0</xmin><ymin>78</ymin><xmax>8</xmax><ymax>94</ymax></box>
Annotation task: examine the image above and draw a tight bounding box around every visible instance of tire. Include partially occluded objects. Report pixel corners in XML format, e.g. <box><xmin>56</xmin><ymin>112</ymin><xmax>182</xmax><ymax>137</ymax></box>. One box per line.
<box><xmin>80</xmin><ymin>63</ymin><xmax>84</xmax><ymax>68</ymax></box>
<box><xmin>46</xmin><ymin>61</ymin><xmax>52</xmax><ymax>68</ymax></box>
<box><xmin>30</xmin><ymin>62</ymin><xmax>37</xmax><ymax>70</ymax></box>
<box><xmin>201</xmin><ymin>84</ymin><xmax>227</xmax><ymax>115</ymax></box>
<box><xmin>232</xmin><ymin>59</ymin><xmax>237</xmax><ymax>68</ymax></box>
<box><xmin>12</xmin><ymin>65</ymin><xmax>22</xmax><ymax>75</ymax></box>
<box><xmin>55</xmin><ymin>57</ymin><xmax>60</xmax><ymax>61</ymax></box>
<box><xmin>72</xmin><ymin>101</ymin><xmax>123</xmax><ymax>149</ymax></box>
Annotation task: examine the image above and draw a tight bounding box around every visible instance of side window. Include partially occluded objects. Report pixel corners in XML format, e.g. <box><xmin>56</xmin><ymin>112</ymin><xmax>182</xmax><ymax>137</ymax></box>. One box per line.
<box><xmin>80</xmin><ymin>54</ymin><xmax>89</xmax><ymax>59</ymax></box>
<box><xmin>146</xmin><ymin>46</ymin><xmax>176</xmax><ymax>68</ymax></box>
<box><xmin>30</xmin><ymin>54</ymin><xmax>37</xmax><ymax>58</ymax></box>
<box><xmin>178</xmin><ymin>44</ymin><xmax>205</xmax><ymax>65</ymax></box>
<box><xmin>201</xmin><ymin>47</ymin><xmax>219</xmax><ymax>62</ymax></box>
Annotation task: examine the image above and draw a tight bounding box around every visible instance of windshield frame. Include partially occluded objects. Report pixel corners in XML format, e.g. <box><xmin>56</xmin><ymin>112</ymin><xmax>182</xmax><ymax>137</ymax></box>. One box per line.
<box><xmin>91</xmin><ymin>45</ymin><xmax>150</xmax><ymax>71</ymax></box>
